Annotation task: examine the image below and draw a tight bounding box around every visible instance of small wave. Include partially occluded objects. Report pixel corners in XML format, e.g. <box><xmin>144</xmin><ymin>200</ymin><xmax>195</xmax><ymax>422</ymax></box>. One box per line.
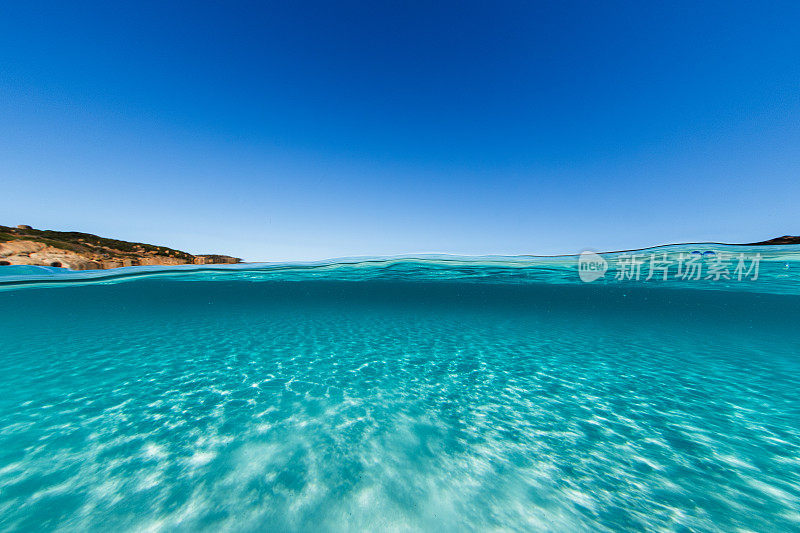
<box><xmin>1</xmin><ymin>244</ymin><xmax>798</xmax><ymax>295</ymax></box>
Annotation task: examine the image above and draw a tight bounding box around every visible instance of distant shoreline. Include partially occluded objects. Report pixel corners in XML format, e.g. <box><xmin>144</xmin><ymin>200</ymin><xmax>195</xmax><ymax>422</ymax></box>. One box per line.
<box><xmin>1</xmin><ymin>224</ymin><xmax>798</xmax><ymax>270</ymax></box>
<box><xmin>0</xmin><ymin>224</ymin><xmax>240</xmax><ymax>270</ymax></box>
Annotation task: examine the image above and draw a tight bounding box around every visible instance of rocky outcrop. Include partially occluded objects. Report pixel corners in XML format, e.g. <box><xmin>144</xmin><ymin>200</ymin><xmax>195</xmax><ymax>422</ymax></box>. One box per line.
<box><xmin>0</xmin><ymin>240</ymin><xmax>102</xmax><ymax>270</ymax></box>
<box><xmin>0</xmin><ymin>225</ymin><xmax>242</xmax><ymax>270</ymax></box>
<box><xmin>744</xmin><ymin>235</ymin><xmax>800</xmax><ymax>245</ymax></box>
<box><xmin>193</xmin><ymin>255</ymin><xmax>240</xmax><ymax>265</ymax></box>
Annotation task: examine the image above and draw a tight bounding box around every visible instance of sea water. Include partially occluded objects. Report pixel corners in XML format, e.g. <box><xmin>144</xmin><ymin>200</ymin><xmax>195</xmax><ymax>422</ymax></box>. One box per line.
<box><xmin>1</xmin><ymin>245</ymin><xmax>799</xmax><ymax>531</ymax></box>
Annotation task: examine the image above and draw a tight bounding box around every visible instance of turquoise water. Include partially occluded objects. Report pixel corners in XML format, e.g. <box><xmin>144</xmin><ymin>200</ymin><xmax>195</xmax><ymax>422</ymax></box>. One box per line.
<box><xmin>1</xmin><ymin>245</ymin><xmax>799</xmax><ymax>531</ymax></box>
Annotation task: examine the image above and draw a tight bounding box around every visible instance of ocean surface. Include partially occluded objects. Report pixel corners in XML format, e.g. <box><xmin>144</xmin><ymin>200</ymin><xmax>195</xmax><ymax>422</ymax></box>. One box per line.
<box><xmin>1</xmin><ymin>245</ymin><xmax>799</xmax><ymax>532</ymax></box>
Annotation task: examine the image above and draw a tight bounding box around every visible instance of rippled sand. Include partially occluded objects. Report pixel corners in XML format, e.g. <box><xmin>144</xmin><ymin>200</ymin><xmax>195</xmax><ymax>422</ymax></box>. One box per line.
<box><xmin>1</xmin><ymin>280</ymin><xmax>799</xmax><ymax>531</ymax></box>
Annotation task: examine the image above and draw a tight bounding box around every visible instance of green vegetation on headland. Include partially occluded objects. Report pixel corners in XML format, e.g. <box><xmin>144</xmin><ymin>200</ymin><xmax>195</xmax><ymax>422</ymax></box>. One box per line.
<box><xmin>0</xmin><ymin>224</ymin><xmax>241</xmax><ymax>269</ymax></box>
<box><xmin>1</xmin><ymin>225</ymin><xmax>192</xmax><ymax>258</ymax></box>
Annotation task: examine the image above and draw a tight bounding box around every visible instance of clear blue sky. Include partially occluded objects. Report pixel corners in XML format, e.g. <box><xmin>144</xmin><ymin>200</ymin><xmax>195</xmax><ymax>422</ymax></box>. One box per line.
<box><xmin>2</xmin><ymin>2</ymin><xmax>799</xmax><ymax>260</ymax></box>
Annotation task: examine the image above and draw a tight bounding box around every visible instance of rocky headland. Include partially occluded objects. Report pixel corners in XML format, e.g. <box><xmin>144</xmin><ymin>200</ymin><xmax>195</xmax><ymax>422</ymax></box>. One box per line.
<box><xmin>745</xmin><ymin>235</ymin><xmax>800</xmax><ymax>245</ymax></box>
<box><xmin>0</xmin><ymin>225</ymin><xmax>241</xmax><ymax>270</ymax></box>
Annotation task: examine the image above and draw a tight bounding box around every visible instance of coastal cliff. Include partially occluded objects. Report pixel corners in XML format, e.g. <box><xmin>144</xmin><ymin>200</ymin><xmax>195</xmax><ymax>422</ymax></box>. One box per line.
<box><xmin>0</xmin><ymin>225</ymin><xmax>241</xmax><ymax>270</ymax></box>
